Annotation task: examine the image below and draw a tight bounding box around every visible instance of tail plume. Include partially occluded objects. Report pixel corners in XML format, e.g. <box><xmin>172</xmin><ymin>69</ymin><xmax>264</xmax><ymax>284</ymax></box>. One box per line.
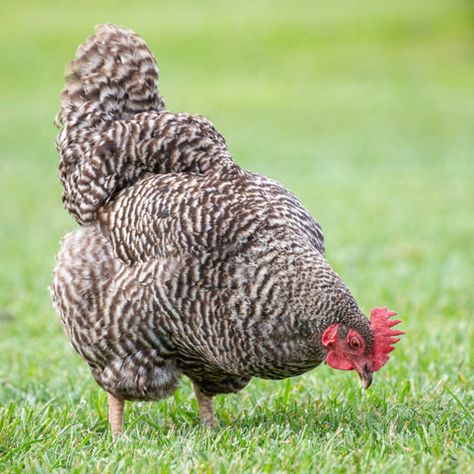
<box><xmin>56</xmin><ymin>24</ymin><xmax>164</xmax><ymax>127</ymax></box>
<box><xmin>55</xmin><ymin>25</ymin><xmax>234</xmax><ymax>225</ymax></box>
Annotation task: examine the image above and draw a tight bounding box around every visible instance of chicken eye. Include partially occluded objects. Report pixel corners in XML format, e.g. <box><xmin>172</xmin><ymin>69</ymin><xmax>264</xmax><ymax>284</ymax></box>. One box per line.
<box><xmin>349</xmin><ymin>337</ymin><xmax>361</xmax><ymax>350</ymax></box>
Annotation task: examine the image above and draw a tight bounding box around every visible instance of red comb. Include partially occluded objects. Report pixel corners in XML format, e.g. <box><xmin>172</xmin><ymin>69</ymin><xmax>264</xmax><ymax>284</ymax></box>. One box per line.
<box><xmin>369</xmin><ymin>307</ymin><xmax>405</xmax><ymax>371</ymax></box>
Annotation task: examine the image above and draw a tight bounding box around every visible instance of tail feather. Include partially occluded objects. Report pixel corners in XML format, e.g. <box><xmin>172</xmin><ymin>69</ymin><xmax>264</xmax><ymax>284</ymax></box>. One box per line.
<box><xmin>56</xmin><ymin>24</ymin><xmax>164</xmax><ymax>127</ymax></box>
<box><xmin>55</xmin><ymin>25</ymin><xmax>235</xmax><ymax>226</ymax></box>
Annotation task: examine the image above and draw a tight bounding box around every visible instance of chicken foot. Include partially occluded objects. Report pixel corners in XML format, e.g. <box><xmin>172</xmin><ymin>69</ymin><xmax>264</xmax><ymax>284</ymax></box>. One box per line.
<box><xmin>107</xmin><ymin>392</ymin><xmax>124</xmax><ymax>437</ymax></box>
<box><xmin>193</xmin><ymin>382</ymin><xmax>217</xmax><ymax>427</ymax></box>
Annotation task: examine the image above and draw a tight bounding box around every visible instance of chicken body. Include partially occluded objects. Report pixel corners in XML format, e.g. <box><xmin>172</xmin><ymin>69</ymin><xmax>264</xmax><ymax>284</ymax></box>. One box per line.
<box><xmin>51</xmin><ymin>25</ymin><xmax>373</xmax><ymax>433</ymax></box>
<box><xmin>53</xmin><ymin>165</ymin><xmax>363</xmax><ymax>400</ymax></box>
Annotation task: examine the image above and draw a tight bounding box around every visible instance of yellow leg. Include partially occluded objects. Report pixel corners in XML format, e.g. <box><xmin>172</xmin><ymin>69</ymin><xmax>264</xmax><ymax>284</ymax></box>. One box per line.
<box><xmin>107</xmin><ymin>392</ymin><xmax>124</xmax><ymax>437</ymax></box>
<box><xmin>193</xmin><ymin>382</ymin><xmax>217</xmax><ymax>427</ymax></box>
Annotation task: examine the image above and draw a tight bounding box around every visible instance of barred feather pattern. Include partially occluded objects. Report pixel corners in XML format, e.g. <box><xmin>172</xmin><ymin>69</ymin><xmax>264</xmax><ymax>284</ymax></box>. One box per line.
<box><xmin>56</xmin><ymin>109</ymin><xmax>232</xmax><ymax>224</ymax></box>
<box><xmin>51</xmin><ymin>24</ymin><xmax>372</xmax><ymax>401</ymax></box>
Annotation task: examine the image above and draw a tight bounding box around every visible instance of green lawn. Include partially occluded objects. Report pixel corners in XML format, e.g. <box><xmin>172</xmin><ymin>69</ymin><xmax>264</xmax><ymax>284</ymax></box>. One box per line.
<box><xmin>0</xmin><ymin>0</ymin><xmax>473</xmax><ymax>472</ymax></box>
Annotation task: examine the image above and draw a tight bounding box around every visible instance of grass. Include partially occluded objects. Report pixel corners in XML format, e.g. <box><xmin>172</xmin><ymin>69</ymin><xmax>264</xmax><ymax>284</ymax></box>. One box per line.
<box><xmin>0</xmin><ymin>0</ymin><xmax>473</xmax><ymax>472</ymax></box>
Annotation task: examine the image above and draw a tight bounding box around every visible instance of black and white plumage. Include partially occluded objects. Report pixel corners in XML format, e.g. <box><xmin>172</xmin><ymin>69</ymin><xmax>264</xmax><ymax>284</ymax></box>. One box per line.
<box><xmin>51</xmin><ymin>25</ymin><xmax>385</xmax><ymax>434</ymax></box>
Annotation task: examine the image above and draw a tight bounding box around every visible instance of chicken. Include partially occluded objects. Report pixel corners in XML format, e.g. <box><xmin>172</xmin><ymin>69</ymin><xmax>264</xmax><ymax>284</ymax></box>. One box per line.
<box><xmin>51</xmin><ymin>25</ymin><xmax>404</xmax><ymax>436</ymax></box>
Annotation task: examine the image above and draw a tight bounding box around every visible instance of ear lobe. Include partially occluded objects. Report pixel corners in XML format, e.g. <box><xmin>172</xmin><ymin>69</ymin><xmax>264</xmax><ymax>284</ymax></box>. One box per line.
<box><xmin>326</xmin><ymin>351</ymin><xmax>353</xmax><ymax>371</ymax></box>
<box><xmin>322</xmin><ymin>324</ymin><xmax>338</xmax><ymax>348</ymax></box>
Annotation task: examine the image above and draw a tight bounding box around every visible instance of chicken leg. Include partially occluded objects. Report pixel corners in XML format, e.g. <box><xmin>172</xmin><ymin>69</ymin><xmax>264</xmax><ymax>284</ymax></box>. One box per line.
<box><xmin>107</xmin><ymin>392</ymin><xmax>124</xmax><ymax>437</ymax></box>
<box><xmin>193</xmin><ymin>382</ymin><xmax>217</xmax><ymax>427</ymax></box>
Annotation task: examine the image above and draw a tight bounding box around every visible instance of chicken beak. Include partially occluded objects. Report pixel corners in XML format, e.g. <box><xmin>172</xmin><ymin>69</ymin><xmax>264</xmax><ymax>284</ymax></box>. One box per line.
<box><xmin>358</xmin><ymin>364</ymin><xmax>373</xmax><ymax>390</ymax></box>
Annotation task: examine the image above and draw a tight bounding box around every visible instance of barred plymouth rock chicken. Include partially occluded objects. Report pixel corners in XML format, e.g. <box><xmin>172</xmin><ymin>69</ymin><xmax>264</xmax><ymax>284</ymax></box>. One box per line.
<box><xmin>51</xmin><ymin>24</ymin><xmax>404</xmax><ymax>436</ymax></box>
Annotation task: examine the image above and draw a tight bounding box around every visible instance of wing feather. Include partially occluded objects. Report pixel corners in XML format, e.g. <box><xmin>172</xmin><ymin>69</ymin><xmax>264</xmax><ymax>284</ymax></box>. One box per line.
<box><xmin>98</xmin><ymin>168</ymin><xmax>325</xmax><ymax>265</ymax></box>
